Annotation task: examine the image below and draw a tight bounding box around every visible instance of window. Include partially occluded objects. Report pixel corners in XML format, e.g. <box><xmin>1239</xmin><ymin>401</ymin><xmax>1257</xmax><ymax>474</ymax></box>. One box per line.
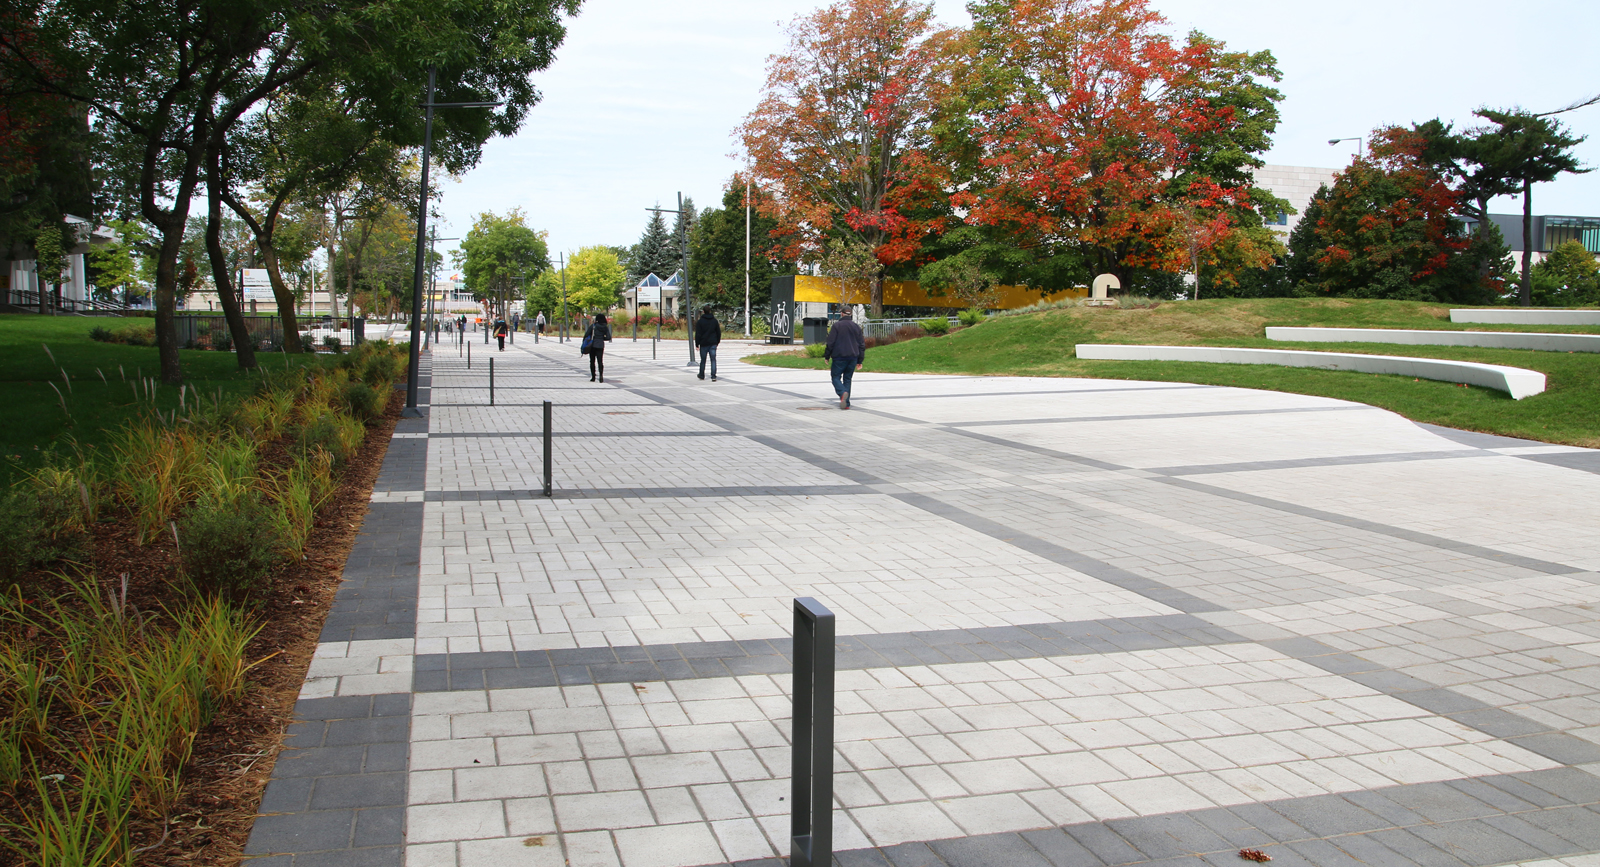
<box><xmin>1543</xmin><ymin>216</ymin><xmax>1600</xmax><ymax>253</ymax></box>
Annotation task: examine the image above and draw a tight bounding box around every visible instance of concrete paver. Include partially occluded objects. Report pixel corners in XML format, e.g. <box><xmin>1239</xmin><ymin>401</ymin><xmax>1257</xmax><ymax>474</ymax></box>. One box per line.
<box><xmin>245</xmin><ymin>336</ymin><xmax>1600</xmax><ymax>866</ymax></box>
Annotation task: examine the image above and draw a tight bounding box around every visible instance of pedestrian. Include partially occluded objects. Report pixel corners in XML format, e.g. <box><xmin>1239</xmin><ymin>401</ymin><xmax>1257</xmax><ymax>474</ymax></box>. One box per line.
<box><xmin>695</xmin><ymin>308</ymin><xmax>721</xmax><ymax>381</ymax></box>
<box><xmin>822</xmin><ymin>309</ymin><xmax>865</xmax><ymax>410</ymax></box>
<box><xmin>512</xmin><ymin>311</ymin><xmax>521</xmax><ymax>333</ymax></box>
<box><xmin>494</xmin><ymin>317</ymin><xmax>509</xmax><ymax>351</ymax></box>
<box><xmin>444</xmin><ymin>318</ymin><xmax>452</xmax><ymax>334</ymax></box>
<box><xmin>583</xmin><ymin>313</ymin><xmax>613</xmax><ymax>383</ymax></box>
<box><xmin>536</xmin><ymin>311</ymin><xmax>546</xmax><ymax>334</ymax></box>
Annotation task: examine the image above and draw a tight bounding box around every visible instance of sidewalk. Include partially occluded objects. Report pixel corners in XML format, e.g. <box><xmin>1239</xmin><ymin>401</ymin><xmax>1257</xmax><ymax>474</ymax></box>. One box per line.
<box><xmin>245</xmin><ymin>337</ymin><xmax>1600</xmax><ymax>867</ymax></box>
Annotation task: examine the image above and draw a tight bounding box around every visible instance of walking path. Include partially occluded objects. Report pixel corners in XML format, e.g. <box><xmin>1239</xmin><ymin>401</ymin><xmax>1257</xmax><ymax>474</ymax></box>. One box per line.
<box><xmin>245</xmin><ymin>334</ymin><xmax>1600</xmax><ymax>867</ymax></box>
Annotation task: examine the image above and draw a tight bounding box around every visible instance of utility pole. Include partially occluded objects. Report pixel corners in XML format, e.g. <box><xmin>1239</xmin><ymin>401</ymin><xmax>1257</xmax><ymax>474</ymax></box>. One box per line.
<box><xmin>559</xmin><ymin>251</ymin><xmax>568</xmax><ymax>342</ymax></box>
<box><xmin>744</xmin><ymin>176</ymin><xmax>752</xmax><ymax>338</ymax></box>
<box><xmin>425</xmin><ymin>231</ymin><xmax>459</xmax><ymax>348</ymax></box>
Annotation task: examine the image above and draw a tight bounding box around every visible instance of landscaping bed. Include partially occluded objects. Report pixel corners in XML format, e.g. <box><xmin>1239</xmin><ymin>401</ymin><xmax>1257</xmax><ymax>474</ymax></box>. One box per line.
<box><xmin>0</xmin><ymin>339</ymin><xmax>408</xmax><ymax>866</ymax></box>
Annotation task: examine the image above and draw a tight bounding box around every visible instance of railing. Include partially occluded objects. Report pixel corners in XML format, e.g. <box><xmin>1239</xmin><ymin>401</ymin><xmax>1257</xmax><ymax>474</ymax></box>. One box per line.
<box><xmin>6</xmin><ymin>288</ymin><xmax>131</xmax><ymax>315</ymax></box>
<box><xmin>859</xmin><ymin>316</ymin><xmax>956</xmax><ymax>338</ymax></box>
<box><xmin>791</xmin><ymin>597</ymin><xmax>835</xmax><ymax>867</ymax></box>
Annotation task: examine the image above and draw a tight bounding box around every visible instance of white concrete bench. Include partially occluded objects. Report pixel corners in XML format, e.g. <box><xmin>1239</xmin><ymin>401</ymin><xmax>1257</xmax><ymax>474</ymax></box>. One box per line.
<box><xmin>1265</xmin><ymin>326</ymin><xmax>1600</xmax><ymax>353</ymax></box>
<box><xmin>1074</xmin><ymin>344</ymin><xmax>1546</xmax><ymax>399</ymax></box>
<box><xmin>1451</xmin><ymin>308</ymin><xmax>1600</xmax><ymax>325</ymax></box>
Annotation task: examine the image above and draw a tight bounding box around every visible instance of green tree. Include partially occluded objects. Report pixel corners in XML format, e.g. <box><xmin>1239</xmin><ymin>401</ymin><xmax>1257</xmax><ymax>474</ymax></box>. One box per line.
<box><xmin>1475</xmin><ymin>109</ymin><xmax>1589</xmax><ymax>306</ymax></box>
<box><xmin>1531</xmin><ymin>240</ymin><xmax>1599</xmax><ymax>306</ymax></box>
<box><xmin>456</xmin><ymin>209</ymin><xmax>550</xmax><ymax>316</ymax></box>
<box><xmin>688</xmin><ymin>179</ymin><xmax>791</xmax><ymax>313</ymax></box>
<box><xmin>86</xmin><ymin>219</ymin><xmax>147</xmax><ymax>304</ymax></box>
<box><xmin>564</xmin><ymin>246</ymin><xmax>625</xmax><ymax>312</ymax></box>
<box><xmin>524</xmin><ymin>269</ymin><xmax>563</xmax><ymax>322</ymax></box>
<box><xmin>30</xmin><ymin>221</ymin><xmax>68</xmax><ymax>314</ymax></box>
<box><xmin>632</xmin><ymin>208</ymin><xmax>675</xmax><ymax>280</ymax></box>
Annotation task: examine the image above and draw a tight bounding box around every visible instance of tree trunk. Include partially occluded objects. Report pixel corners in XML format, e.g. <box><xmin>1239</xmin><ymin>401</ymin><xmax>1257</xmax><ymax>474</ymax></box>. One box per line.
<box><xmin>152</xmin><ymin>217</ymin><xmax>184</xmax><ymax>384</ymax></box>
<box><xmin>870</xmin><ymin>272</ymin><xmax>883</xmax><ymax>319</ymax></box>
<box><xmin>1519</xmin><ymin>179</ymin><xmax>1534</xmax><ymax>307</ymax></box>
<box><xmin>204</xmin><ymin>176</ymin><xmax>258</xmax><ymax>369</ymax></box>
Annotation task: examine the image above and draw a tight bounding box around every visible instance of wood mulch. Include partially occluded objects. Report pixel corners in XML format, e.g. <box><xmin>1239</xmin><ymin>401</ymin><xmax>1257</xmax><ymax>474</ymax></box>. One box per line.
<box><xmin>0</xmin><ymin>386</ymin><xmax>403</xmax><ymax>866</ymax></box>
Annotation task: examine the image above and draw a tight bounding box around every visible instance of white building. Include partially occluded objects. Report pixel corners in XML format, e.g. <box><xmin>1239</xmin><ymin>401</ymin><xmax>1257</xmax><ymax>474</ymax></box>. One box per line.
<box><xmin>4</xmin><ymin>215</ymin><xmax>119</xmax><ymax>311</ymax></box>
<box><xmin>1251</xmin><ymin>164</ymin><xmax>1341</xmax><ymax>237</ymax></box>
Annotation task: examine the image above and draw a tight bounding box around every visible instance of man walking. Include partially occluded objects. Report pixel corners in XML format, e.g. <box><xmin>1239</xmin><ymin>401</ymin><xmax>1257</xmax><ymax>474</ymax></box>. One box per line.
<box><xmin>695</xmin><ymin>308</ymin><xmax>721</xmax><ymax>381</ymax></box>
<box><xmin>536</xmin><ymin>311</ymin><xmax>546</xmax><ymax>335</ymax></box>
<box><xmin>822</xmin><ymin>309</ymin><xmax>865</xmax><ymax>409</ymax></box>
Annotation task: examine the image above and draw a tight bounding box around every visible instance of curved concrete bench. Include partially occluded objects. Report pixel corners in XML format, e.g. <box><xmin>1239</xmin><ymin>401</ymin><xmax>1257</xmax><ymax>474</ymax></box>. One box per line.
<box><xmin>1266</xmin><ymin>326</ymin><xmax>1600</xmax><ymax>353</ymax></box>
<box><xmin>1451</xmin><ymin>308</ymin><xmax>1600</xmax><ymax>325</ymax></box>
<box><xmin>1074</xmin><ymin>344</ymin><xmax>1546</xmax><ymax>399</ymax></box>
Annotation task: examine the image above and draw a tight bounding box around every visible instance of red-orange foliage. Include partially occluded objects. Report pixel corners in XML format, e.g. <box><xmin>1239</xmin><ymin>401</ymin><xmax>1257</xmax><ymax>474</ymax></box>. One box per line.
<box><xmin>950</xmin><ymin>0</ymin><xmax>1274</xmax><ymax>283</ymax></box>
<box><xmin>740</xmin><ymin>0</ymin><xmax>954</xmax><ymax>311</ymax></box>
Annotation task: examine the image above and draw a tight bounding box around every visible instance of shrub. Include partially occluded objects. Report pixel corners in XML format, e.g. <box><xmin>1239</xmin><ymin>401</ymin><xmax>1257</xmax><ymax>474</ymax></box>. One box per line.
<box><xmin>751</xmin><ymin>316</ymin><xmax>770</xmax><ymax>336</ymax></box>
<box><xmin>215</xmin><ymin>330</ymin><xmax>233</xmax><ymax>352</ymax></box>
<box><xmin>322</xmin><ymin>335</ymin><xmax>342</xmax><ymax>354</ymax></box>
<box><xmin>803</xmin><ymin>342</ymin><xmax>826</xmax><ymax>358</ymax></box>
<box><xmin>341</xmin><ymin>381</ymin><xmax>383</xmax><ymax>422</ymax></box>
<box><xmin>0</xmin><ymin>470</ymin><xmax>91</xmax><ymax>580</ymax></box>
<box><xmin>89</xmin><ymin>325</ymin><xmax>113</xmax><ymax>343</ymax></box>
<box><xmin>920</xmin><ymin>317</ymin><xmax>950</xmax><ymax>335</ymax></box>
<box><xmin>177</xmin><ymin>490</ymin><xmax>284</xmax><ymax>599</ymax></box>
<box><xmin>297</xmin><ymin>413</ymin><xmax>364</xmax><ymax>464</ymax></box>
<box><xmin>957</xmin><ymin>308</ymin><xmax>985</xmax><ymax>326</ymax></box>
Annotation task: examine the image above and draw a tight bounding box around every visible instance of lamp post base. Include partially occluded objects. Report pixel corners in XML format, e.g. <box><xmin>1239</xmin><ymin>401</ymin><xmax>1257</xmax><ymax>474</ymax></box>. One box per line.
<box><xmin>402</xmin><ymin>407</ymin><xmax>427</xmax><ymax>418</ymax></box>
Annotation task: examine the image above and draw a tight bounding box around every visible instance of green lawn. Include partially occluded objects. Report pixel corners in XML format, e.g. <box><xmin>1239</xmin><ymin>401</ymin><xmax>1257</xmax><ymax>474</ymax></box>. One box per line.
<box><xmin>746</xmin><ymin>299</ymin><xmax>1600</xmax><ymax>448</ymax></box>
<box><xmin>0</xmin><ymin>314</ymin><xmax>333</xmax><ymax>483</ymax></box>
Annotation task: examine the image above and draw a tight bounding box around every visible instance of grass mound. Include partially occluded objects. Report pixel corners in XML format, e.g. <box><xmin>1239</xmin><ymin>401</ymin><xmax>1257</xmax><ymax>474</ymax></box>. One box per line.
<box><xmin>748</xmin><ymin>298</ymin><xmax>1600</xmax><ymax>447</ymax></box>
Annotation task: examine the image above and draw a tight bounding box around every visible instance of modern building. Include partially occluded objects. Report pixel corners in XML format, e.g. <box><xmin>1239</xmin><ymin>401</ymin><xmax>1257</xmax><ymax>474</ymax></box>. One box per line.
<box><xmin>1251</xmin><ymin>164</ymin><xmax>1340</xmax><ymax>236</ymax></box>
<box><xmin>1475</xmin><ymin>214</ymin><xmax>1600</xmax><ymax>270</ymax></box>
<box><xmin>3</xmin><ymin>215</ymin><xmax>119</xmax><ymax>311</ymax></box>
<box><xmin>622</xmin><ymin>272</ymin><xmax>685</xmax><ymax>319</ymax></box>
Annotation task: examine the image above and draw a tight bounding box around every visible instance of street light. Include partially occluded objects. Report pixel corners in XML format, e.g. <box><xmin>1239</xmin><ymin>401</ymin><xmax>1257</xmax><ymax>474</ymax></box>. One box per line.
<box><xmin>1328</xmin><ymin>136</ymin><xmax>1365</xmax><ymax>160</ymax></box>
<box><xmin>405</xmin><ymin>65</ymin><xmax>502</xmax><ymax>417</ymax></box>
<box><xmin>425</xmin><ymin>230</ymin><xmax>459</xmax><ymax>349</ymax></box>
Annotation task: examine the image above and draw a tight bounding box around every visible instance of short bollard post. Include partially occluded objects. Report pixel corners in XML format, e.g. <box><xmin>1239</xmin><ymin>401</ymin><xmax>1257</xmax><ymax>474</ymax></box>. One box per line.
<box><xmin>633</xmin><ymin>317</ymin><xmax>638</xmax><ymax>342</ymax></box>
<box><xmin>542</xmin><ymin>400</ymin><xmax>553</xmax><ymax>497</ymax></box>
<box><xmin>652</xmin><ymin>337</ymin><xmax>656</xmax><ymax>360</ymax></box>
<box><xmin>489</xmin><ymin>357</ymin><xmax>495</xmax><ymax>406</ymax></box>
<box><xmin>467</xmin><ymin>342</ymin><xmax>471</xmax><ymax>369</ymax></box>
<box><xmin>791</xmin><ymin>597</ymin><xmax>834</xmax><ymax>867</ymax></box>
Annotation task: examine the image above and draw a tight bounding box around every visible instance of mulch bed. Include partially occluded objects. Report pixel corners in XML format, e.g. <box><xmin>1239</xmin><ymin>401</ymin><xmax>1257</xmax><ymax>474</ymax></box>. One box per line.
<box><xmin>0</xmin><ymin>386</ymin><xmax>403</xmax><ymax>866</ymax></box>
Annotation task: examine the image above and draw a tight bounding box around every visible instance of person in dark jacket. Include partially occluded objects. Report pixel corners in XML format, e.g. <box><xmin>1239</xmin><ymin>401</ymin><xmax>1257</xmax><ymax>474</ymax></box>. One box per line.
<box><xmin>493</xmin><ymin>318</ymin><xmax>509</xmax><ymax>351</ymax></box>
<box><xmin>584</xmin><ymin>314</ymin><xmax>613</xmax><ymax>382</ymax></box>
<box><xmin>695</xmin><ymin>309</ymin><xmax>722</xmax><ymax>381</ymax></box>
<box><xmin>822</xmin><ymin>309</ymin><xmax>865</xmax><ymax>409</ymax></box>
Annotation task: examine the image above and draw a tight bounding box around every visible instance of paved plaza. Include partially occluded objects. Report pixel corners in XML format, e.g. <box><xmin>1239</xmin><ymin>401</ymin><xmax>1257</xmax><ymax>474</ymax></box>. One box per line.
<box><xmin>245</xmin><ymin>333</ymin><xmax>1600</xmax><ymax>867</ymax></box>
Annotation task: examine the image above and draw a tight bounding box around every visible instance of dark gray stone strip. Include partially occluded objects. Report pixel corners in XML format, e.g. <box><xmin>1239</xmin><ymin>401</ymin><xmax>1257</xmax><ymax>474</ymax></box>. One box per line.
<box><xmin>429</xmin><ymin>401</ymin><xmax>661</xmax><ymax>408</ymax></box>
<box><xmin>1155</xmin><ymin>475</ymin><xmax>1579</xmax><ymax>576</ymax></box>
<box><xmin>245</xmin><ymin>365</ymin><xmax>429</xmax><ymax>867</ymax></box>
<box><xmin>949</xmin><ymin>404</ymin><xmax>1366</xmax><ymax>428</ymax></box>
<box><xmin>430</xmin><ymin>430</ymin><xmax>736</xmax><ymax>438</ymax></box>
<box><xmin>425</xmin><ymin>485</ymin><xmax>871</xmax><ymax>501</ymax></box>
<box><xmin>693</xmin><ymin>769</ymin><xmax>1600</xmax><ymax>867</ymax></box>
<box><xmin>1260</xmin><ymin>635</ymin><xmax>1600</xmax><ymax>768</ymax></box>
<box><xmin>243</xmin><ymin>694</ymin><xmax>411</xmax><ymax>865</ymax></box>
<box><xmin>1148</xmin><ymin>448</ymin><xmax>1488</xmax><ymax>477</ymax></box>
<box><xmin>738</xmin><ymin>383</ymin><xmax>1219</xmax><ymax>403</ymax></box>
<box><xmin>412</xmin><ymin>613</ymin><xmax>1239</xmax><ymax>692</ymax></box>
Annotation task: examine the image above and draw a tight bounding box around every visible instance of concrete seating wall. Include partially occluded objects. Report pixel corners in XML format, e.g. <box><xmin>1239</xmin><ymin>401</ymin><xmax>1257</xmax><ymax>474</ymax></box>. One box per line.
<box><xmin>1451</xmin><ymin>308</ymin><xmax>1600</xmax><ymax>325</ymax></box>
<box><xmin>1074</xmin><ymin>344</ymin><xmax>1546</xmax><ymax>399</ymax></box>
<box><xmin>1265</xmin><ymin>326</ymin><xmax>1600</xmax><ymax>353</ymax></box>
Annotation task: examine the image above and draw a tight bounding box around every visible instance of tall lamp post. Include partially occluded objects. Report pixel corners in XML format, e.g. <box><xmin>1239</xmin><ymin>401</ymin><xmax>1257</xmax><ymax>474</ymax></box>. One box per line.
<box><xmin>405</xmin><ymin>65</ymin><xmax>501</xmax><ymax>417</ymax></box>
<box><xmin>1328</xmin><ymin>136</ymin><xmax>1365</xmax><ymax>160</ymax></box>
<box><xmin>645</xmin><ymin>192</ymin><xmax>695</xmax><ymax>365</ymax></box>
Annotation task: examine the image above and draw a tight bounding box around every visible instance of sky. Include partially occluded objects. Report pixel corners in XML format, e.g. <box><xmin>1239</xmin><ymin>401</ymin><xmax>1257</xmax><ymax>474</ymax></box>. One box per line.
<box><xmin>432</xmin><ymin>0</ymin><xmax>1600</xmax><ymax>268</ymax></box>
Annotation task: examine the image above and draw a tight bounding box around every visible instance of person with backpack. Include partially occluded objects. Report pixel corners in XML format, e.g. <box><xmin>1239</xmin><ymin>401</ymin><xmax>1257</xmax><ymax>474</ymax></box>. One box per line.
<box><xmin>583</xmin><ymin>313</ymin><xmax>613</xmax><ymax>382</ymax></box>
<box><xmin>695</xmin><ymin>308</ymin><xmax>722</xmax><ymax>381</ymax></box>
<box><xmin>493</xmin><ymin>317</ymin><xmax>509</xmax><ymax>351</ymax></box>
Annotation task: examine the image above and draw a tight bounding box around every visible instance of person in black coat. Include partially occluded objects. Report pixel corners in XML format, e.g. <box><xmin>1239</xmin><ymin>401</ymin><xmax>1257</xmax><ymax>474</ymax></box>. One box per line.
<box><xmin>695</xmin><ymin>309</ymin><xmax>722</xmax><ymax>381</ymax></box>
<box><xmin>822</xmin><ymin>309</ymin><xmax>865</xmax><ymax>409</ymax></box>
<box><xmin>584</xmin><ymin>314</ymin><xmax>613</xmax><ymax>382</ymax></box>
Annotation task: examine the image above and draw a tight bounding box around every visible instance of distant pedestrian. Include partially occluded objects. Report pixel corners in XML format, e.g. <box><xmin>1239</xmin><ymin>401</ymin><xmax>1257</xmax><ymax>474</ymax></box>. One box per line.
<box><xmin>822</xmin><ymin>309</ymin><xmax>865</xmax><ymax>410</ymax></box>
<box><xmin>494</xmin><ymin>318</ymin><xmax>509</xmax><ymax>351</ymax></box>
<box><xmin>512</xmin><ymin>311</ymin><xmax>521</xmax><ymax>333</ymax></box>
<box><xmin>695</xmin><ymin>308</ymin><xmax>721</xmax><ymax>381</ymax></box>
<box><xmin>583</xmin><ymin>313</ymin><xmax>613</xmax><ymax>383</ymax></box>
<box><xmin>536</xmin><ymin>311</ymin><xmax>546</xmax><ymax>334</ymax></box>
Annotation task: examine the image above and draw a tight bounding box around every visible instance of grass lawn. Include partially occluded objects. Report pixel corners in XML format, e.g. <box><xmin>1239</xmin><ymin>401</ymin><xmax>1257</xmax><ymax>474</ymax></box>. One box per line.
<box><xmin>746</xmin><ymin>298</ymin><xmax>1600</xmax><ymax>448</ymax></box>
<box><xmin>0</xmin><ymin>314</ymin><xmax>333</xmax><ymax>483</ymax></box>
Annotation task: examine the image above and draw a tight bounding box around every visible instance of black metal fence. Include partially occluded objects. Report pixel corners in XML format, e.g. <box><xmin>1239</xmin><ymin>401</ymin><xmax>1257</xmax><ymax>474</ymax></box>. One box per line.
<box><xmin>174</xmin><ymin>315</ymin><xmax>286</xmax><ymax>350</ymax></box>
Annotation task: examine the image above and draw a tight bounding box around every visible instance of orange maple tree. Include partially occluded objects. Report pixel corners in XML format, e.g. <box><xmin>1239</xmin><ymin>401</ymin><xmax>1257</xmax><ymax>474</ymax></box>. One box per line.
<box><xmin>740</xmin><ymin>0</ymin><xmax>954</xmax><ymax>316</ymax></box>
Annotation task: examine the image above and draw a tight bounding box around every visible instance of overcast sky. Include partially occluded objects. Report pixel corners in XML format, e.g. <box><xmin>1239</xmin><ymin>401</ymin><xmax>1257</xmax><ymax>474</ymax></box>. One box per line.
<box><xmin>432</xmin><ymin>0</ymin><xmax>1600</xmax><ymax>268</ymax></box>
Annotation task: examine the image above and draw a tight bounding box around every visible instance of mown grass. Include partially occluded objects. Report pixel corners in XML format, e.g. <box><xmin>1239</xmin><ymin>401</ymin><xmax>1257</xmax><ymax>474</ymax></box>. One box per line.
<box><xmin>747</xmin><ymin>298</ymin><xmax>1600</xmax><ymax>447</ymax></box>
<box><xmin>0</xmin><ymin>314</ymin><xmax>334</xmax><ymax>485</ymax></box>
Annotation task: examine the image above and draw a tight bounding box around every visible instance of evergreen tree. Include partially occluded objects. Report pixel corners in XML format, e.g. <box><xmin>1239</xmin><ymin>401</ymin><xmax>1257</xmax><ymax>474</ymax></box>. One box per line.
<box><xmin>631</xmin><ymin>208</ymin><xmax>675</xmax><ymax>281</ymax></box>
<box><xmin>670</xmin><ymin>196</ymin><xmax>696</xmax><ymax>277</ymax></box>
<box><xmin>689</xmin><ymin>179</ymin><xmax>791</xmax><ymax>311</ymax></box>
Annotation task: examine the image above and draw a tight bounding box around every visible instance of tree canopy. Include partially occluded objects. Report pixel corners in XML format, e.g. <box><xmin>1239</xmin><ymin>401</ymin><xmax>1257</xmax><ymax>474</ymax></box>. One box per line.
<box><xmin>456</xmin><ymin>209</ymin><xmax>550</xmax><ymax>303</ymax></box>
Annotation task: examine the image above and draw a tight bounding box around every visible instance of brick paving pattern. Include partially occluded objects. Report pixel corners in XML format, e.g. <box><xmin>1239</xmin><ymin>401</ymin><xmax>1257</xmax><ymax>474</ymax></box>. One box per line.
<box><xmin>245</xmin><ymin>339</ymin><xmax>1600</xmax><ymax>867</ymax></box>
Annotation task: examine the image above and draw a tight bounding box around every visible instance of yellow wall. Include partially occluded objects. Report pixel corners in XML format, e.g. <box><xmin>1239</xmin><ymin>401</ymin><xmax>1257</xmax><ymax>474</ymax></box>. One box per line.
<box><xmin>792</xmin><ymin>276</ymin><xmax>1085</xmax><ymax>309</ymax></box>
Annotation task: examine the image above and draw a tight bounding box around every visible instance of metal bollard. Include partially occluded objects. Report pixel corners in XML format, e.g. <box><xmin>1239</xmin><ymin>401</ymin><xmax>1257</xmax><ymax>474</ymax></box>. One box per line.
<box><xmin>791</xmin><ymin>597</ymin><xmax>835</xmax><ymax>867</ymax></box>
<box><xmin>633</xmin><ymin>318</ymin><xmax>638</xmax><ymax>342</ymax></box>
<box><xmin>467</xmin><ymin>342</ymin><xmax>471</xmax><ymax>368</ymax></box>
<box><xmin>652</xmin><ymin>337</ymin><xmax>656</xmax><ymax>360</ymax></box>
<box><xmin>542</xmin><ymin>400</ymin><xmax>552</xmax><ymax>497</ymax></box>
<box><xmin>489</xmin><ymin>357</ymin><xmax>494</xmax><ymax>406</ymax></box>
